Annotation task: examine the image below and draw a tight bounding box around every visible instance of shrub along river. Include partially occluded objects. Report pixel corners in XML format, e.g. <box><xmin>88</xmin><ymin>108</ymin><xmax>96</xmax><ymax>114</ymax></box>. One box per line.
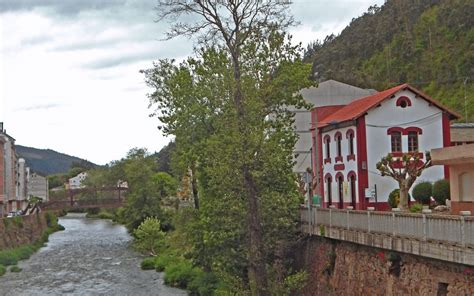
<box><xmin>0</xmin><ymin>213</ymin><xmax>186</xmax><ymax>296</ymax></box>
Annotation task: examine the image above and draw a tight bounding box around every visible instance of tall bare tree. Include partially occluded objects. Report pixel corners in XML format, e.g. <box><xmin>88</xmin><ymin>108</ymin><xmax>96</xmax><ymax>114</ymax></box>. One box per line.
<box><xmin>156</xmin><ymin>1</ymin><xmax>297</xmax><ymax>294</ymax></box>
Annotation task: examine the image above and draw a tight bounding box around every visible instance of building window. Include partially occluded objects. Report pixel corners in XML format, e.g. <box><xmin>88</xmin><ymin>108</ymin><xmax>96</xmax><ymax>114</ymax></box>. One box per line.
<box><xmin>391</xmin><ymin>131</ymin><xmax>402</xmax><ymax>152</ymax></box>
<box><xmin>325</xmin><ymin>175</ymin><xmax>332</xmax><ymax>206</ymax></box>
<box><xmin>349</xmin><ymin>133</ymin><xmax>354</xmax><ymax>155</ymax></box>
<box><xmin>324</xmin><ymin>135</ymin><xmax>331</xmax><ymax>163</ymax></box>
<box><xmin>336</xmin><ymin>134</ymin><xmax>342</xmax><ymax>157</ymax></box>
<box><xmin>408</xmin><ymin>131</ymin><xmax>419</xmax><ymax>152</ymax></box>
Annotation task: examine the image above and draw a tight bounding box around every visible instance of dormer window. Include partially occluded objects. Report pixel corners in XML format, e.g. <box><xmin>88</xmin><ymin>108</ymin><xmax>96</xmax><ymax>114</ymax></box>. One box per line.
<box><xmin>396</xmin><ymin>96</ymin><xmax>412</xmax><ymax>109</ymax></box>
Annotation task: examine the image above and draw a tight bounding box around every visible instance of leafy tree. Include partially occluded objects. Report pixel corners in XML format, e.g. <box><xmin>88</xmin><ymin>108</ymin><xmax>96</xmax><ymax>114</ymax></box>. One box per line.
<box><xmin>412</xmin><ymin>181</ymin><xmax>433</xmax><ymax>204</ymax></box>
<box><xmin>147</xmin><ymin>1</ymin><xmax>313</xmax><ymax>293</ymax></box>
<box><xmin>376</xmin><ymin>152</ymin><xmax>432</xmax><ymax>210</ymax></box>
<box><xmin>133</xmin><ymin>217</ymin><xmax>166</xmax><ymax>256</ymax></box>
<box><xmin>433</xmin><ymin>179</ymin><xmax>450</xmax><ymax>205</ymax></box>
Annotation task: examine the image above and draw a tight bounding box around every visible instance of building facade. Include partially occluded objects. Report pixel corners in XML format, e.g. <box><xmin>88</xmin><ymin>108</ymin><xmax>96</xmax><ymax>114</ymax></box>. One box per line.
<box><xmin>27</xmin><ymin>172</ymin><xmax>49</xmax><ymax>202</ymax></box>
<box><xmin>314</xmin><ymin>84</ymin><xmax>458</xmax><ymax>210</ymax></box>
<box><xmin>68</xmin><ymin>172</ymin><xmax>87</xmax><ymax>189</ymax></box>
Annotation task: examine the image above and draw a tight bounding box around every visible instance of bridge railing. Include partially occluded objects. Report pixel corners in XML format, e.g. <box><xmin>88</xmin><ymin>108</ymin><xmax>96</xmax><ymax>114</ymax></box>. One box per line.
<box><xmin>300</xmin><ymin>206</ymin><xmax>474</xmax><ymax>247</ymax></box>
<box><xmin>42</xmin><ymin>198</ymin><xmax>124</xmax><ymax>209</ymax></box>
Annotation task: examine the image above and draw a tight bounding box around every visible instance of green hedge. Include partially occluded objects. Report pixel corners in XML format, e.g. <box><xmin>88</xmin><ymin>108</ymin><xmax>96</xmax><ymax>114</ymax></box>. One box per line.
<box><xmin>433</xmin><ymin>179</ymin><xmax>450</xmax><ymax>205</ymax></box>
<box><xmin>412</xmin><ymin>182</ymin><xmax>432</xmax><ymax>204</ymax></box>
<box><xmin>0</xmin><ymin>265</ymin><xmax>5</xmax><ymax>276</ymax></box>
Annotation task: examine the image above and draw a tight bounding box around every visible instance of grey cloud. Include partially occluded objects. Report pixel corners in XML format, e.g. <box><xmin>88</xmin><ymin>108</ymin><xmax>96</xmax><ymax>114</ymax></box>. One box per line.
<box><xmin>0</xmin><ymin>0</ymin><xmax>127</xmax><ymax>15</ymax></box>
<box><xmin>82</xmin><ymin>50</ymin><xmax>160</xmax><ymax>69</ymax></box>
<box><xmin>15</xmin><ymin>103</ymin><xmax>64</xmax><ymax>112</ymax></box>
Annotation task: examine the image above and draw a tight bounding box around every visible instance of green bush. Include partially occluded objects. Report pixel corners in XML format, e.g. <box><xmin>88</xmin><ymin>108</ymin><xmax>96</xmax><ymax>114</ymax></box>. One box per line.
<box><xmin>98</xmin><ymin>212</ymin><xmax>114</xmax><ymax>220</ymax></box>
<box><xmin>155</xmin><ymin>254</ymin><xmax>180</xmax><ymax>272</ymax></box>
<box><xmin>141</xmin><ymin>257</ymin><xmax>157</xmax><ymax>270</ymax></box>
<box><xmin>433</xmin><ymin>179</ymin><xmax>450</xmax><ymax>205</ymax></box>
<box><xmin>409</xmin><ymin>203</ymin><xmax>423</xmax><ymax>213</ymax></box>
<box><xmin>164</xmin><ymin>261</ymin><xmax>199</xmax><ymax>289</ymax></box>
<box><xmin>188</xmin><ymin>271</ymin><xmax>220</xmax><ymax>296</ymax></box>
<box><xmin>0</xmin><ymin>251</ymin><xmax>18</xmax><ymax>266</ymax></box>
<box><xmin>10</xmin><ymin>265</ymin><xmax>22</xmax><ymax>272</ymax></box>
<box><xmin>0</xmin><ymin>265</ymin><xmax>5</xmax><ymax>276</ymax></box>
<box><xmin>412</xmin><ymin>182</ymin><xmax>433</xmax><ymax>204</ymax></box>
<box><xmin>388</xmin><ymin>189</ymin><xmax>412</xmax><ymax>208</ymax></box>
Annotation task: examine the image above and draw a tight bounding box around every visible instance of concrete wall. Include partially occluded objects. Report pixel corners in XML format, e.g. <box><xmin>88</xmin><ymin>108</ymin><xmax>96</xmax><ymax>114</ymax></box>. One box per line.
<box><xmin>295</xmin><ymin>236</ymin><xmax>474</xmax><ymax>296</ymax></box>
<box><xmin>27</xmin><ymin>173</ymin><xmax>49</xmax><ymax>202</ymax></box>
<box><xmin>365</xmin><ymin>89</ymin><xmax>445</xmax><ymax>202</ymax></box>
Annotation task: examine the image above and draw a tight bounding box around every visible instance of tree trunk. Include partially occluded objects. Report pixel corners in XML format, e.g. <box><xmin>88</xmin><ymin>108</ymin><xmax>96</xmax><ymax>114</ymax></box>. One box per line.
<box><xmin>244</xmin><ymin>165</ymin><xmax>269</xmax><ymax>296</ymax></box>
<box><xmin>399</xmin><ymin>181</ymin><xmax>410</xmax><ymax>211</ymax></box>
<box><xmin>190</xmin><ymin>164</ymin><xmax>199</xmax><ymax>209</ymax></box>
<box><xmin>231</xmin><ymin>47</ymin><xmax>269</xmax><ymax>295</ymax></box>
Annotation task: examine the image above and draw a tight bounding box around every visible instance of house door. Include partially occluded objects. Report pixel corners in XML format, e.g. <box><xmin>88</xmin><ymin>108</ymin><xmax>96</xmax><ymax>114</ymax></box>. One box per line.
<box><xmin>338</xmin><ymin>176</ymin><xmax>344</xmax><ymax>209</ymax></box>
<box><xmin>350</xmin><ymin>176</ymin><xmax>356</xmax><ymax>207</ymax></box>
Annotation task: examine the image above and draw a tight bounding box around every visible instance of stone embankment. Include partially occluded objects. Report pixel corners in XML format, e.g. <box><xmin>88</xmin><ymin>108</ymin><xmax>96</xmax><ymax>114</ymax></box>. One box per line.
<box><xmin>0</xmin><ymin>213</ymin><xmax>48</xmax><ymax>250</ymax></box>
<box><xmin>295</xmin><ymin>236</ymin><xmax>474</xmax><ymax>295</ymax></box>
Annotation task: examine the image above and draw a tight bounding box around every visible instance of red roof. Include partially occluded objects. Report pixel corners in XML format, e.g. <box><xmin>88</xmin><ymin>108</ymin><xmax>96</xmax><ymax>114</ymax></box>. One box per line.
<box><xmin>318</xmin><ymin>83</ymin><xmax>460</xmax><ymax>128</ymax></box>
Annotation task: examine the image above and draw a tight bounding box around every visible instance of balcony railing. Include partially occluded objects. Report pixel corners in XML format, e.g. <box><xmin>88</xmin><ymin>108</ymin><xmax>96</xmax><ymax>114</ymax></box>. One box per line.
<box><xmin>300</xmin><ymin>205</ymin><xmax>474</xmax><ymax>265</ymax></box>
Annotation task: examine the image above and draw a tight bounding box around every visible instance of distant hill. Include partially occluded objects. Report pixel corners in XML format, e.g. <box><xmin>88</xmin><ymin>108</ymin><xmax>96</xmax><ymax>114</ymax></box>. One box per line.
<box><xmin>16</xmin><ymin>145</ymin><xmax>97</xmax><ymax>176</ymax></box>
<box><xmin>304</xmin><ymin>0</ymin><xmax>473</xmax><ymax>120</ymax></box>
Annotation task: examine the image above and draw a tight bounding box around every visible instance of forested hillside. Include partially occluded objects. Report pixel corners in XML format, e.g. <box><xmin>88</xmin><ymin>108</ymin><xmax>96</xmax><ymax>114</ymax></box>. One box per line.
<box><xmin>16</xmin><ymin>145</ymin><xmax>96</xmax><ymax>176</ymax></box>
<box><xmin>304</xmin><ymin>0</ymin><xmax>473</xmax><ymax>120</ymax></box>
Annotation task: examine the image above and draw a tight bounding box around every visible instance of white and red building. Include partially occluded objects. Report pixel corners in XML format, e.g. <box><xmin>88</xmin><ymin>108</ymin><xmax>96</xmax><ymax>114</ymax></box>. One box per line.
<box><xmin>312</xmin><ymin>84</ymin><xmax>459</xmax><ymax>210</ymax></box>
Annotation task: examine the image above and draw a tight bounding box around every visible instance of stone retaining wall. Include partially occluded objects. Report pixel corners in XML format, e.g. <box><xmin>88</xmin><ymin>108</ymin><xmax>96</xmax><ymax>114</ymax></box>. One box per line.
<box><xmin>0</xmin><ymin>213</ymin><xmax>48</xmax><ymax>250</ymax></box>
<box><xmin>295</xmin><ymin>236</ymin><xmax>474</xmax><ymax>295</ymax></box>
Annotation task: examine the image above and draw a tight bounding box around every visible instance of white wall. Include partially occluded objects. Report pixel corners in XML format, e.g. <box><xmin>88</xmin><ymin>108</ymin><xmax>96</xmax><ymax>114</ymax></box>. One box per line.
<box><xmin>321</xmin><ymin>125</ymin><xmax>358</xmax><ymax>204</ymax></box>
<box><xmin>365</xmin><ymin>89</ymin><xmax>445</xmax><ymax>202</ymax></box>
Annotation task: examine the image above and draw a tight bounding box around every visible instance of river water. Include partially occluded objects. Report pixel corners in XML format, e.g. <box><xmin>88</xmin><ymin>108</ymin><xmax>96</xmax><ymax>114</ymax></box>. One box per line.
<box><xmin>0</xmin><ymin>213</ymin><xmax>187</xmax><ymax>296</ymax></box>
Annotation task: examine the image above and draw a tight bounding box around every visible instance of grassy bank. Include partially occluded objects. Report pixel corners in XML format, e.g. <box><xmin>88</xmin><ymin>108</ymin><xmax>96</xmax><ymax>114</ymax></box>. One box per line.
<box><xmin>0</xmin><ymin>212</ymin><xmax>64</xmax><ymax>277</ymax></box>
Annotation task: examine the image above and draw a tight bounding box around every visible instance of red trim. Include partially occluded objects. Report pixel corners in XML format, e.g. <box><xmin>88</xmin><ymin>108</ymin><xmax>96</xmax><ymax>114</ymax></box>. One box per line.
<box><xmin>334</xmin><ymin>164</ymin><xmax>345</xmax><ymax>171</ymax></box>
<box><xmin>396</xmin><ymin>96</ymin><xmax>412</xmax><ymax>107</ymax></box>
<box><xmin>404</xmin><ymin>127</ymin><xmax>422</xmax><ymax>135</ymax></box>
<box><xmin>387</xmin><ymin>127</ymin><xmax>404</xmax><ymax>135</ymax></box>
<box><xmin>335</xmin><ymin>172</ymin><xmax>344</xmax><ymax>181</ymax></box>
<box><xmin>334</xmin><ymin>131</ymin><xmax>342</xmax><ymax>140</ymax></box>
<box><xmin>324</xmin><ymin>173</ymin><xmax>332</xmax><ymax>181</ymax></box>
<box><xmin>390</xmin><ymin>152</ymin><xmax>423</xmax><ymax>159</ymax></box>
<box><xmin>356</xmin><ymin>116</ymin><xmax>369</xmax><ymax>210</ymax></box>
<box><xmin>346</xmin><ymin>129</ymin><xmax>355</xmax><ymax>138</ymax></box>
<box><xmin>347</xmin><ymin>154</ymin><xmax>356</xmax><ymax>161</ymax></box>
<box><xmin>365</xmin><ymin>202</ymin><xmax>391</xmax><ymax>211</ymax></box>
<box><xmin>347</xmin><ymin>171</ymin><xmax>357</xmax><ymax>180</ymax></box>
<box><xmin>335</xmin><ymin>156</ymin><xmax>343</xmax><ymax>163</ymax></box>
<box><xmin>323</xmin><ymin>134</ymin><xmax>330</xmax><ymax>142</ymax></box>
<box><xmin>442</xmin><ymin>113</ymin><xmax>451</xmax><ymax>179</ymax></box>
<box><xmin>324</xmin><ymin>158</ymin><xmax>331</xmax><ymax>164</ymax></box>
<box><xmin>318</xmin><ymin>131</ymin><xmax>324</xmax><ymax>198</ymax></box>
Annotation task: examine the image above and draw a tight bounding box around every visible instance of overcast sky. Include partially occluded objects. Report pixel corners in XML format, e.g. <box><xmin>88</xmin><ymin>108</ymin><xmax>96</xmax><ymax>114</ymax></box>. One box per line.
<box><xmin>0</xmin><ymin>0</ymin><xmax>384</xmax><ymax>165</ymax></box>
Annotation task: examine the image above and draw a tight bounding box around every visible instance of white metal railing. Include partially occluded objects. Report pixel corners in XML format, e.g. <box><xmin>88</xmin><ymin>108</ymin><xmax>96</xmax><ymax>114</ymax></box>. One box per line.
<box><xmin>300</xmin><ymin>205</ymin><xmax>474</xmax><ymax>247</ymax></box>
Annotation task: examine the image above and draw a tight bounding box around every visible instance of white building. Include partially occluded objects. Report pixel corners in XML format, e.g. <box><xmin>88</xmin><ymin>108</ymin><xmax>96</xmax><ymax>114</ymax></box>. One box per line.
<box><xmin>27</xmin><ymin>171</ymin><xmax>49</xmax><ymax>202</ymax></box>
<box><xmin>292</xmin><ymin>80</ymin><xmax>376</xmax><ymax>181</ymax></box>
<box><xmin>68</xmin><ymin>172</ymin><xmax>88</xmax><ymax>189</ymax></box>
<box><xmin>315</xmin><ymin>84</ymin><xmax>458</xmax><ymax>210</ymax></box>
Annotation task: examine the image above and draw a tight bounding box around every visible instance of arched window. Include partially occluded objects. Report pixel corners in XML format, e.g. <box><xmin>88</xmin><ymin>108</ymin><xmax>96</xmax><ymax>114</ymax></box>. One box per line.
<box><xmin>396</xmin><ymin>96</ymin><xmax>412</xmax><ymax>108</ymax></box>
<box><xmin>335</xmin><ymin>132</ymin><xmax>342</xmax><ymax>162</ymax></box>
<box><xmin>336</xmin><ymin>173</ymin><xmax>344</xmax><ymax>209</ymax></box>
<box><xmin>324</xmin><ymin>135</ymin><xmax>331</xmax><ymax>163</ymax></box>
<box><xmin>325</xmin><ymin>174</ymin><xmax>332</xmax><ymax>206</ymax></box>
<box><xmin>346</xmin><ymin>129</ymin><xmax>355</xmax><ymax>160</ymax></box>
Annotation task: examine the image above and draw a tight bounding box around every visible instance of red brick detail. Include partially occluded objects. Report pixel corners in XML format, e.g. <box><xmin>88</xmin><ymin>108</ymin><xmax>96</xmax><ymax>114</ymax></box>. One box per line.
<box><xmin>334</xmin><ymin>164</ymin><xmax>345</xmax><ymax>171</ymax></box>
<box><xmin>335</xmin><ymin>156</ymin><xmax>343</xmax><ymax>163</ymax></box>
<box><xmin>347</xmin><ymin>154</ymin><xmax>356</xmax><ymax>161</ymax></box>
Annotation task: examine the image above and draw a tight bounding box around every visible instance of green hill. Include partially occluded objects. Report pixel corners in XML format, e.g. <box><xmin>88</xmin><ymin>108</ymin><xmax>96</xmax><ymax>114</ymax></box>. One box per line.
<box><xmin>16</xmin><ymin>145</ymin><xmax>97</xmax><ymax>176</ymax></box>
<box><xmin>304</xmin><ymin>0</ymin><xmax>473</xmax><ymax>120</ymax></box>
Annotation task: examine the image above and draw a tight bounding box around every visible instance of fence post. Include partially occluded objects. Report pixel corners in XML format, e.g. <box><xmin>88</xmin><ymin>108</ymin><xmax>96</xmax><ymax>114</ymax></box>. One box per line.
<box><xmin>329</xmin><ymin>208</ymin><xmax>333</xmax><ymax>229</ymax></box>
<box><xmin>392</xmin><ymin>213</ymin><xmax>396</xmax><ymax>236</ymax></box>
<box><xmin>367</xmin><ymin>210</ymin><xmax>371</xmax><ymax>233</ymax></box>
<box><xmin>347</xmin><ymin>209</ymin><xmax>350</xmax><ymax>230</ymax></box>
<box><xmin>460</xmin><ymin>216</ymin><xmax>465</xmax><ymax>248</ymax></box>
<box><xmin>422</xmin><ymin>214</ymin><xmax>427</xmax><ymax>241</ymax></box>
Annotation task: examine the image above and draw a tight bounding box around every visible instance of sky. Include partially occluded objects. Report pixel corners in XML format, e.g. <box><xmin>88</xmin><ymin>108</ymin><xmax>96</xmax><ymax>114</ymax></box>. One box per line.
<box><xmin>0</xmin><ymin>0</ymin><xmax>385</xmax><ymax>165</ymax></box>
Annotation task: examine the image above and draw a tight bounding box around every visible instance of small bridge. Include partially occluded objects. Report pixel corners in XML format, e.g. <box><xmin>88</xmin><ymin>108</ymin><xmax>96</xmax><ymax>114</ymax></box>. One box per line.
<box><xmin>42</xmin><ymin>198</ymin><xmax>124</xmax><ymax>210</ymax></box>
<box><xmin>43</xmin><ymin>186</ymin><xmax>128</xmax><ymax>210</ymax></box>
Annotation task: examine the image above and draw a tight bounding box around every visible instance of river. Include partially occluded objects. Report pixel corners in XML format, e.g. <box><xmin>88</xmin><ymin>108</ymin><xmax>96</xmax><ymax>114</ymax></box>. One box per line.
<box><xmin>0</xmin><ymin>213</ymin><xmax>187</xmax><ymax>296</ymax></box>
